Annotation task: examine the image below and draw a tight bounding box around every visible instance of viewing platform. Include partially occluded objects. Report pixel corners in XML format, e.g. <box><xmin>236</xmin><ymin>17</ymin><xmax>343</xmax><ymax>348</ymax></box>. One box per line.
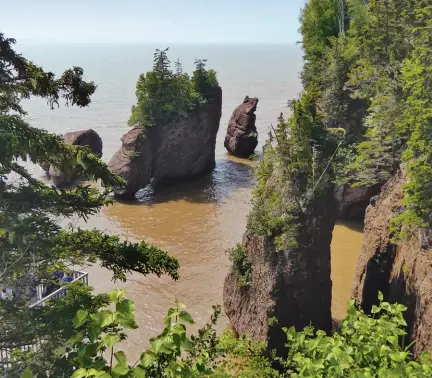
<box><xmin>0</xmin><ymin>270</ymin><xmax>89</xmax><ymax>369</ymax></box>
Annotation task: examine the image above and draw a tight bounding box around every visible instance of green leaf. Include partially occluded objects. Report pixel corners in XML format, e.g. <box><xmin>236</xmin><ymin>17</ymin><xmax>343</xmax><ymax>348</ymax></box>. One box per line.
<box><xmin>152</xmin><ymin>337</ymin><xmax>174</xmax><ymax>354</ymax></box>
<box><xmin>93</xmin><ymin>310</ymin><xmax>115</xmax><ymax>328</ymax></box>
<box><xmin>181</xmin><ymin>337</ymin><xmax>194</xmax><ymax>351</ymax></box>
<box><xmin>94</xmin><ymin>359</ymin><xmax>107</xmax><ymax>370</ymax></box>
<box><xmin>117</xmin><ymin>314</ymin><xmax>138</xmax><ymax>329</ymax></box>
<box><xmin>132</xmin><ymin>366</ymin><xmax>147</xmax><ymax>378</ymax></box>
<box><xmin>89</xmin><ymin>325</ymin><xmax>102</xmax><ymax>342</ymax></box>
<box><xmin>116</xmin><ymin>299</ymin><xmax>136</xmax><ymax>315</ymax></box>
<box><xmin>71</xmin><ymin>368</ymin><xmax>87</xmax><ymax>378</ymax></box>
<box><xmin>102</xmin><ymin>333</ymin><xmax>121</xmax><ymax>348</ymax></box>
<box><xmin>387</xmin><ymin>335</ymin><xmax>399</xmax><ymax>346</ymax></box>
<box><xmin>141</xmin><ymin>352</ymin><xmax>156</xmax><ymax>368</ymax></box>
<box><xmin>72</xmin><ymin>309</ymin><xmax>88</xmax><ymax>328</ymax></box>
<box><xmin>109</xmin><ymin>289</ymin><xmax>124</xmax><ymax>304</ymax></box>
<box><xmin>115</xmin><ymin>351</ymin><xmax>127</xmax><ymax>366</ymax></box>
<box><xmin>112</xmin><ymin>363</ymin><xmax>129</xmax><ymax>376</ymax></box>
<box><xmin>164</xmin><ymin>307</ymin><xmax>177</xmax><ymax>326</ymax></box>
<box><xmin>68</xmin><ymin>332</ymin><xmax>84</xmax><ymax>343</ymax></box>
<box><xmin>178</xmin><ymin>310</ymin><xmax>194</xmax><ymax>324</ymax></box>
<box><xmin>378</xmin><ymin>291</ymin><xmax>384</xmax><ymax>302</ymax></box>
<box><xmin>20</xmin><ymin>369</ymin><xmax>34</xmax><ymax>378</ymax></box>
<box><xmin>95</xmin><ymin>373</ymin><xmax>111</xmax><ymax>378</ymax></box>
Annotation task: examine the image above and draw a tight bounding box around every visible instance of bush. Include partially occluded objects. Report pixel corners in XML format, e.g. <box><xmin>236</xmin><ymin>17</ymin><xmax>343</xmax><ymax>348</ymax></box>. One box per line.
<box><xmin>18</xmin><ymin>292</ymin><xmax>432</xmax><ymax>377</ymax></box>
<box><xmin>279</xmin><ymin>293</ymin><xmax>432</xmax><ymax>377</ymax></box>
<box><xmin>227</xmin><ymin>244</ymin><xmax>252</xmax><ymax>288</ymax></box>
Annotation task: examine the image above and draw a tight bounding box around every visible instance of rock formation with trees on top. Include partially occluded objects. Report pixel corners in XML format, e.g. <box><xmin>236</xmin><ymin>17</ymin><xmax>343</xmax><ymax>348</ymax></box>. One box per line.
<box><xmin>223</xmin><ymin>0</ymin><xmax>432</xmax><ymax>361</ymax></box>
<box><xmin>108</xmin><ymin>50</ymin><xmax>222</xmax><ymax>199</ymax></box>
<box><xmin>224</xmin><ymin>96</ymin><xmax>342</xmax><ymax>354</ymax></box>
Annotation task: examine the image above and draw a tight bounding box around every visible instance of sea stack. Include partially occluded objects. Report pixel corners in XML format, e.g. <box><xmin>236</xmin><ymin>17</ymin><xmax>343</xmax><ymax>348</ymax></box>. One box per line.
<box><xmin>42</xmin><ymin>129</ymin><xmax>103</xmax><ymax>187</ymax></box>
<box><xmin>224</xmin><ymin>96</ymin><xmax>259</xmax><ymax>158</ymax></box>
<box><xmin>108</xmin><ymin>87</ymin><xmax>222</xmax><ymax>199</ymax></box>
<box><xmin>223</xmin><ymin>184</ymin><xmax>336</xmax><ymax>355</ymax></box>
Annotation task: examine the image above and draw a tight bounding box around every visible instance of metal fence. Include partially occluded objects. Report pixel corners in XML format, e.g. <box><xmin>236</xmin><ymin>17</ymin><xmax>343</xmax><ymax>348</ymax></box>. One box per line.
<box><xmin>0</xmin><ymin>340</ymin><xmax>43</xmax><ymax>371</ymax></box>
<box><xmin>0</xmin><ymin>270</ymin><xmax>88</xmax><ymax>369</ymax></box>
<box><xmin>29</xmin><ymin>270</ymin><xmax>89</xmax><ymax>309</ymax></box>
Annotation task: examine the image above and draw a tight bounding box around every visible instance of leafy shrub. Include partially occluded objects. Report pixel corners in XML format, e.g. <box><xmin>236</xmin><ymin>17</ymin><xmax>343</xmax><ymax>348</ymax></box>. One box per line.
<box><xmin>19</xmin><ymin>292</ymin><xmax>432</xmax><ymax>378</ymax></box>
<box><xmin>279</xmin><ymin>293</ymin><xmax>432</xmax><ymax>377</ymax></box>
<box><xmin>227</xmin><ymin>244</ymin><xmax>252</xmax><ymax>288</ymax></box>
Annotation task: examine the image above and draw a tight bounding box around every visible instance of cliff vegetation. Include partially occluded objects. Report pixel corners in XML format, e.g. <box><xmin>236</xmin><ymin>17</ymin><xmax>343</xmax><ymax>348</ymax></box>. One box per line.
<box><xmin>128</xmin><ymin>48</ymin><xmax>219</xmax><ymax>129</ymax></box>
<box><xmin>2</xmin><ymin>0</ymin><xmax>432</xmax><ymax>376</ymax></box>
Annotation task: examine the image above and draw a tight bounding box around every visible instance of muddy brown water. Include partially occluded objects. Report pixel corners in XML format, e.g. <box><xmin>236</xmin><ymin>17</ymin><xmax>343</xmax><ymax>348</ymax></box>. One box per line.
<box><xmin>19</xmin><ymin>44</ymin><xmax>363</xmax><ymax>360</ymax></box>
<box><xmin>80</xmin><ymin>163</ymin><xmax>363</xmax><ymax>361</ymax></box>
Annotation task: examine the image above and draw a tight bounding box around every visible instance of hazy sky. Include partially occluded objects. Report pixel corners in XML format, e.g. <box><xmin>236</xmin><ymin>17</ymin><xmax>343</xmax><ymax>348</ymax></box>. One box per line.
<box><xmin>1</xmin><ymin>0</ymin><xmax>305</xmax><ymax>44</ymax></box>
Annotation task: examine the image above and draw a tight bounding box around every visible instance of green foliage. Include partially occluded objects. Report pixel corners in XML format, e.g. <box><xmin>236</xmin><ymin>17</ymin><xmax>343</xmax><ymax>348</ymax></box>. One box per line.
<box><xmin>279</xmin><ymin>294</ymin><xmax>432</xmax><ymax>377</ymax></box>
<box><xmin>0</xmin><ymin>33</ymin><xmax>96</xmax><ymax>116</ymax></box>
<box><xmin>128</xmin><ymin>49</ymin><xmax>219</xmax><ymax>129</ymax></box>
<box><xmin>391</xmin><ymin>2</ymin><xmax>432</xmax><ymax>233</ymax></box>
<box><xmin>227</xmin><ymin>244</ymin><xmax>252</xmax><ymax>288</ymax></box>
<box><xmin>20</xmin><ymin>292</ymin><xmax>432</xmax><ymax>377</ymax></box>
<box><xmin>0</xmin><ymin>33</ymin><xmax>179</xmax><ymax>375</ymax></box>
<box><xmin>35</xmin><ymin>290</ymin><xmax>232</xmax><ymax>377</ymax></box>
<box><xmin>191</xmin><ymin>59</ymin><xmax>218</xmax><ymax>103</ymax></box>
<box><xmin>299</xmin><ymin>0</ymin><xmax>432</xmax><ymax>235</ymax></box>
<box><xmin>300</xmin><ymin>0</ymin><xmax>340</xmax><ymax>95</ymax></box>
<box><xmin>345</xmin><ymin>0</ymin><xmax>432</xmax><ymax>233</ymax></box>
<box><xmin>247</xmin><ymin>96</ymin><xmax>341</xmax><ymax>250</ymax></box>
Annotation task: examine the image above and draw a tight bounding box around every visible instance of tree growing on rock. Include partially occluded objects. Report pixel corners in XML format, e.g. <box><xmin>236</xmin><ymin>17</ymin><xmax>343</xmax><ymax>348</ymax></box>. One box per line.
<box><xmin>128</xmin><ymin>49</ymin><xmax>219</xmax><ymax>129</ymax></box>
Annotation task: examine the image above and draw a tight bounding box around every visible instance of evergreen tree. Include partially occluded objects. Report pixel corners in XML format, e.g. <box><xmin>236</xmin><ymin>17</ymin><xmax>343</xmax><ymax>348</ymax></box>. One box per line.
<box><xmin>0</xmin><ymin>33</ymin><xmax>179</xmax><ymax>375</ymax></box>
<box><xmin>393</xmin><ymin>0</ymin><xmax>432</xmax><ymax>232</ymax></box>
<box><xmin>345</xmin><ymin>0</ymin><xmax>409</xmax><ymax>184</ymax></box>
<box><xmin>191</xmin><ymin>59</ymin><xmax>218</xmax><ymax>102</ymax></box>
<box><xmin>300</xmin><ymin>0</ymin><xmax>340</xmax><ymax>95</ymax></box>
<box><xmin>128</xmin><ymin>50</ymin><xmax>219</xmax><ymax>128</ymax></box>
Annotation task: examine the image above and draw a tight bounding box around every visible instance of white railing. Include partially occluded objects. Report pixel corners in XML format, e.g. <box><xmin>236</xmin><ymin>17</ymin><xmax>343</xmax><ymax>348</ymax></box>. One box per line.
<box><xmin>29</xmin><ymin>270</ymin><xmax>89</xmax><ymax>309</ymax></box>
<box><xmin>0</xmin><ymin>270</ymin><xmax>88</xmax><ymax>369</ymax></box>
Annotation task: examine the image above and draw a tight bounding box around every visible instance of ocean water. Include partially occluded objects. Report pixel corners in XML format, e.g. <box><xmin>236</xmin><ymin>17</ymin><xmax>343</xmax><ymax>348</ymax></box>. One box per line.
<box><xmin>18</xmin><ymin>43</ymin><xmax>304</xmax><ymax>165</ymax></box>
<box><xmin>15</xmin><ymin>43</ymin><xmax>363</xmax><ymax>360</ymax></box>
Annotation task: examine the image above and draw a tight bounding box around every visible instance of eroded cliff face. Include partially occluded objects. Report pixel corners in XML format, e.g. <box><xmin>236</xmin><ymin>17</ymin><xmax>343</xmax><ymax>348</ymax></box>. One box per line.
<box><xmin>351</xmin><ymin>170</ymin><xmax>432</xmax><ymax>356</ymax></box>
<box><xmin>224</xmin><ymin>186</ymin><xmax>337</xmax><ymax>354</ymax></box>
<box><xmin>108</xmin><ymin>87</ymin><xmax>222</xmax><ymax>198</ymax></box>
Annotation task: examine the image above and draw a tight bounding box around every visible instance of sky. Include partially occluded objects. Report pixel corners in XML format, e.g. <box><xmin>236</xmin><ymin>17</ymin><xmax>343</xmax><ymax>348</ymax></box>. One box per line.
<box><xmin>1</xmin><ymin>0</ymin><xmax>305</xmax><ymax>44</ymax></box>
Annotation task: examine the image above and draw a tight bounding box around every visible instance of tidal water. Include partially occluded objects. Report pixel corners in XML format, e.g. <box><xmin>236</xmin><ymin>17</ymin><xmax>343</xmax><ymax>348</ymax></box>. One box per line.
<box><xmin>18</xmin><ymin>43</ymin><xmax>362</xmax><ymax>359</ymax></box>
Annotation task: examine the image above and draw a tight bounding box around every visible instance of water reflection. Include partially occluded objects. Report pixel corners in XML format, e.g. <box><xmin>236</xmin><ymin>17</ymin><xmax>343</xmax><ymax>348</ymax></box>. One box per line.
<box><xmin>133</xmin><ymin>156</ymin><xmax>255</xmax><ymax>205</ymax></box>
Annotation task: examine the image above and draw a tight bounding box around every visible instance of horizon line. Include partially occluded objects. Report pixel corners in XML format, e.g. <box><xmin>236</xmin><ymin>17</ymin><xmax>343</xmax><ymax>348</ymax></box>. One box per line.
<box><xmin>15</xmin><ymin>39</ymin><xmax>302</xmax><ymax>46</ymax></box>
